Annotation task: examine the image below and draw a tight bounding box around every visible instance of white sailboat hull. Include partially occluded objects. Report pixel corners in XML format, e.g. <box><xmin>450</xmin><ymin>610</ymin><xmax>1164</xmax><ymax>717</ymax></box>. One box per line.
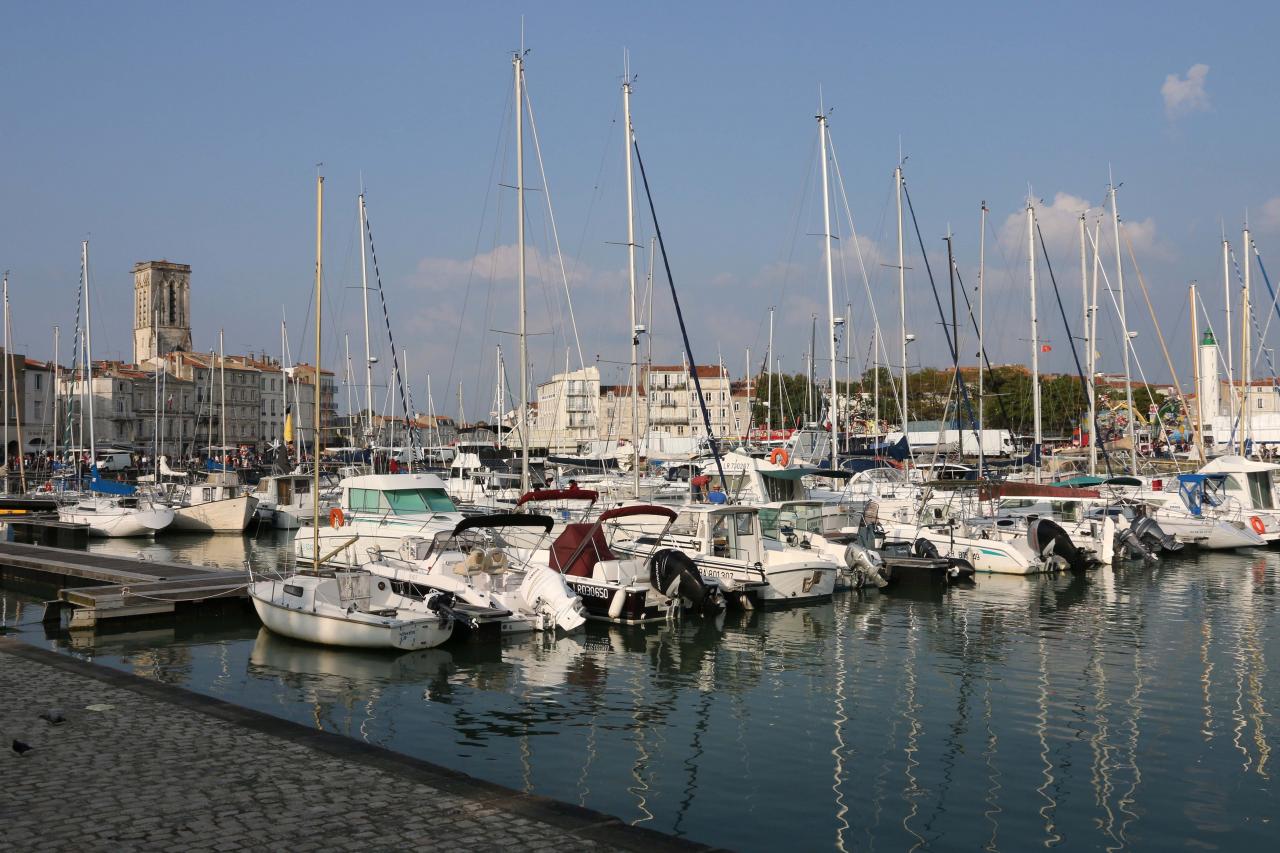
<box><xmin>248</xmin><ymin>577</ymin><xmax>453</xmax><ymax>650</ymax></box>
<box><xmin>58</xmin><ymin>504</ymin><xmax>175</xmax><ymax>538</ymax></box>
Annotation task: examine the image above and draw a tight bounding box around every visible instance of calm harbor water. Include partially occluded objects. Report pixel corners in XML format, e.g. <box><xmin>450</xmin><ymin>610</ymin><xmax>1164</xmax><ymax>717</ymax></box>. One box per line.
<box><xmin>2</xmin><ymin>533</ymin><xmax>1277</xmax><ymax>851</ymax></box>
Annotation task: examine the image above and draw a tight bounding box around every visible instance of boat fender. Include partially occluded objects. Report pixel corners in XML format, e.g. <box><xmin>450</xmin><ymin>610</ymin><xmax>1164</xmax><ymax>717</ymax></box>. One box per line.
<box><xmin>946</xmin><ymin>558</ymin><xmax>976</xmax><ymax>583</ymax></box>
<box><xmin>608</xmin><ymin>587</ymin><xmax>627</xmax><ymax>620</ymax></box>
<box><xmin>329</xmin><ymin>507</ymin><xmax>345</xmax><ymax>529</ymax></box>
<box><xmin>1251</xmin><ymin>515</ymin><xmax>1266</xmax><ymax>535</ymax></box>
<box><xmin>769</xmin><ymin>448</ymin><xmax>790</xmax><ymax>466</ymax></box>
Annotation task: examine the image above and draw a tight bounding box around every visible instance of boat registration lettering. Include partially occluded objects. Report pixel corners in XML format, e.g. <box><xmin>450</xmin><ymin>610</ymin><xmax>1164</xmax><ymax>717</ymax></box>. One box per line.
<box><xmin>573</xmin><ymin>584</ymin><xmax>612</xmax><ymax>600</ymax></box>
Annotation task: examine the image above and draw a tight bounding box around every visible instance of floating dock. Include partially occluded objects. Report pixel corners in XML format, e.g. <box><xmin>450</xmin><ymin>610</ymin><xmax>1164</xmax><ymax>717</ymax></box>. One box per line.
<box><xmin>0</xmin><ymin>541</ymin><xmax>248</xmax><ymax>629</ymax></box>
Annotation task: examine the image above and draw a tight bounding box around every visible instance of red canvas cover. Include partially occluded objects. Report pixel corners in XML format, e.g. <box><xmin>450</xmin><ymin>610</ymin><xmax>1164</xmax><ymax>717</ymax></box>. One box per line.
<box><xmin>550</xmin><ymin>522</ymin><xmax>617</xmax><ymax>578</ymax></box>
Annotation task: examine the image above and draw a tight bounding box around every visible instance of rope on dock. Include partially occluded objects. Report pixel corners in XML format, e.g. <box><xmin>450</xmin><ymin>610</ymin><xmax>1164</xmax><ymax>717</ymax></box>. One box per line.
<box><xmin>117</xmin><ymin>583</ymin><xmax>249</xmax><ymax>603</ymax></box>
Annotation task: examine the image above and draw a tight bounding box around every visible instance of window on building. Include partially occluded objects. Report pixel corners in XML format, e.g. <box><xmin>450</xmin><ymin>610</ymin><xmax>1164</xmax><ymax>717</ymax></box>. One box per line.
<box><xmin>34</xmin><ymin>374</ymin><xmax>42</xmax><ymax>390</ymax></box>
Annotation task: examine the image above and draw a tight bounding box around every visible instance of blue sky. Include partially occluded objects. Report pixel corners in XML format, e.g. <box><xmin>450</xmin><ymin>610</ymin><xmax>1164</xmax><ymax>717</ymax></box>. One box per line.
<box><xmin>3</xmin><ymin>1</ymin><xmax>1279</xmax><ymax>419</ymax></box>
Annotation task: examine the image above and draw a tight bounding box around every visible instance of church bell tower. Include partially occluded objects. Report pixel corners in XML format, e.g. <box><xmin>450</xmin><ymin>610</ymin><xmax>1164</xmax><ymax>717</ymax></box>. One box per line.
<box><xmin>133</xmin><ymin>260</ymin><xmax>193</xmax><ymax>364</ymax></box>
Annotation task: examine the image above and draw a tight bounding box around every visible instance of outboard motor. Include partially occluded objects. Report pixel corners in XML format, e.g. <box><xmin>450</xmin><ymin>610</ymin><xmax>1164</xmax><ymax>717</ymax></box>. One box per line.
<box><xmin>844</xmin><ymin>542</ymin><xmax>889</xmax><ymax>589</ymax></box>
<box><xmin>425</xmin><ymin>590</ymin><xmax>479</xmax><ymax>631</ymax></box>
<box><xmin>517</xmin><ymin>565</ymin><xmax>587</xmax><ymax>632</ymax></box>
<box><xmin>650</xmin><ymin>549</ymin><xmax>725</xmax><ymax>616</ymax></box>
<box><xmin>913</xmin><ymin>538</ymin><xmax>940</xmax><ymax>559</ymax></box>
<box><xmin>1028</xmin><ymin>518</ymin><xmax>1095</xmax><ymax>574</ymax></box>
<box><xmin>1113</xmin><ymin>527</ymin><xmax>1156</xmax><ymax>563</ymax></box>
<box><xmin>1131</xmin><ymin>516</ymin><xmax>1182</xmax><ymax>554</ymax></box>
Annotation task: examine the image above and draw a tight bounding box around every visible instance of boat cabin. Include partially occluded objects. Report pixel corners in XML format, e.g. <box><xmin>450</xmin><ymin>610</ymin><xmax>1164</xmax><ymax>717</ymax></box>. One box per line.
<box><xmin>339</xmin><ymin>472</ymin><xmax>458</xmax><ymax>518</ymax></box>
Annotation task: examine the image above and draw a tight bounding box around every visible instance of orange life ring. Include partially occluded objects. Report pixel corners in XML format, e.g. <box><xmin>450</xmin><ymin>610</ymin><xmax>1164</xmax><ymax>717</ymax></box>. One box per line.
<box><xmin>769</xmin><ymin>448</ymin><xmax>790</xmax><ymax>466</ymax></box>
<box><xmin>329</xmin><ymin>507</ymin><xmax>345</xmax><ymax>529</ymax></box>
<box><xmin>42</xmin><ymin>480</ymin><xmax>53</xmax><ymax>492</ymax></box>
<box><xmin>1250</xmin><ymin>515</ymin><xmax>1265</xmax><ymax>535</ymax></box>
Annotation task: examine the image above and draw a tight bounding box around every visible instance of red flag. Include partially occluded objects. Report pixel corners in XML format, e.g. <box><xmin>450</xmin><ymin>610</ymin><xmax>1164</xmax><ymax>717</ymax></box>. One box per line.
<box><xmin>1041</xmin><ymin>344</ymin><xmax>1052</xmax><ymax>353</ymax></box>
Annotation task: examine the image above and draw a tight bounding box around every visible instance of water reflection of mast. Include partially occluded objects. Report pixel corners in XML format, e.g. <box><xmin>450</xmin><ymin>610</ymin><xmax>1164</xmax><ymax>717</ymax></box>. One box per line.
<box><xmin>899</xmin><ymin>607</ymin><xmax>926</xmax><ymax>850</ymax></box>
<box><xmin>1034</xmin><ymin>632</ymin><xmax>1061</xmax><ymax>845</ymax></box>
<box><xmin>1231</xmin><ymin>556</ymin><xmax>1271</xmax><ymax>778</ymax></box>
<box><xmin>831</xmin><ymin>593</ymin><xmax>850</xmax><ymax>852</ymax></box>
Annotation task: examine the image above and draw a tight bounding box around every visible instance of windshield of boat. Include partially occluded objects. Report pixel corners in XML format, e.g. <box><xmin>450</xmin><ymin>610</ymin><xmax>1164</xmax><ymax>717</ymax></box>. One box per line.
<box><xmin>350</xmin><ymin>486</ymin><xmax>456</xmax><ymax>514</ymax></box>
<box><xmin>759</xmin><ymin>504</ymin><xmax>824</xmax><ymax>539</ymax></box>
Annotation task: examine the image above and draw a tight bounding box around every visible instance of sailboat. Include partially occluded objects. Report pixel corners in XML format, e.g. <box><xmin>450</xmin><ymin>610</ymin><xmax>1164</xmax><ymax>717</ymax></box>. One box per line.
<box><xmin>58</xmin><ymin>241</ymin><xmax>174</xmax><ymax>537</ymax></box>
<box><xmin>249</xmin><ymin>175</ymin><xmax>456</xmax><ymax>651</ymax></box>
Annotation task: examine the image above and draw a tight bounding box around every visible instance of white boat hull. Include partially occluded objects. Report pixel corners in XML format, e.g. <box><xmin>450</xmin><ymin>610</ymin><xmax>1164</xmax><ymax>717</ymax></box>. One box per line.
<box><xmin>249</xmin><ymin>577</ymin><xmax>453</xmax><ymax>650</ymax></box>
<box><xmin>58</xmin><ymin>505</ymin><xmax>175</xmax><ymax>538</ymax></box>
<box><xmin>168</xmin><ymin>495</ymin><xmax>260</xmax><ymax>533</ymax></box>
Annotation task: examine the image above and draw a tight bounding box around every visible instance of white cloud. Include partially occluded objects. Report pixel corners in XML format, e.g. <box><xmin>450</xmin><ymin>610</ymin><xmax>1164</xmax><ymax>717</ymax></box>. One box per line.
<box><xmin>997</xmin><ymin>191</ymin><xmax>1163</xmax><ymax>266</ymax></box>
<box><xmin>1257</xmin><ymin>197</ymin><xmax>1280</xmax><ymax>234</ymax></box>
<box><xmin>1161</xmin><ymin>63</ymin><xmax>1211</xmax><ymax>120</ymax></box>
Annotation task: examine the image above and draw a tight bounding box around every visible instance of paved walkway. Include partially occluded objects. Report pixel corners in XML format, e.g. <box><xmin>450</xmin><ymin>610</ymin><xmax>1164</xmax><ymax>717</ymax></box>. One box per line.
<box><xmin>0</xmin><ymin>638</ymin><xmax>717</xmax><ymax>852</ymax></box>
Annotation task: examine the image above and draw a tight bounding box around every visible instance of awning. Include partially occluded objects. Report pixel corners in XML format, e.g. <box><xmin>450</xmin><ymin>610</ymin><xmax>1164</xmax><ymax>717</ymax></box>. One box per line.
<box><xmin>762</xmin><ymin>467</ymin><xmax>852</xmax><ymax>481</ymax></box>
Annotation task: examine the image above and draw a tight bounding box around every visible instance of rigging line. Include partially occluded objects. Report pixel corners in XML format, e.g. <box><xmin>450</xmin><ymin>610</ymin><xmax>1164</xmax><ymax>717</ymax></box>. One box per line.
<box><xmin>772</xmin><ymin>133</ymin><xmax>820</xmax><ymax>318</ymax></box>
<box><xmin>1035</xmin><ymin>216</ymin><xmax>1115</xmax><ymax>475</ymax></box>
<box><xmin>900</xmin><ymin>179</ymin><xmax>979</xmax><ymax>434</ymax></box>
<box><xmin>1085</xmin><ymin>226</ymin><xmax>1165</xmax><ymax>458</ymax></box>
<box><xmin>1229</xmin><ymin>246</ymin><xmax>1278</xmax><ymax>381</ymax></box>
<box><xmin>632</xmin><ymin>138</ymin><xmax>729</xmax><ymax>492</ymax></box>
<box><xmin>363</xmin><ymin>208</ymin><xmax>420</xmax><ymax>458</ymax></box>
<box><xmin>521</xmin><ymin>71</ymin><xmax>585</xmax><ymax>370</ymax></box>
<box><xmin>445</xmin><ymin>78</ymin><xmax>513</xmax><ymax>422</ymax></box>
<box><xmin>830</xmin><ymin>156</ymin><xmax>904</xmax><ymax>426</ymax></box>
<box><xmin>1121</xmin><ymin>222</ymin><xmax>1198</xmax><ymax>402</ymax></box>
<box><xmin>1247</xmin><ymin>242</ymin><xmax>1280</xmax><ymax>379</ymax></box>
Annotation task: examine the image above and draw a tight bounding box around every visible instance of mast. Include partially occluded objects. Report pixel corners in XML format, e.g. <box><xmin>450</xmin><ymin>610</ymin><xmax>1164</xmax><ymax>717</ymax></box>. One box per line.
<box><xmin>82</xmin><ymin>241</ymin><xmax>96</xmax><ymax>463</ymax></box>
<box><xmin>1109</xmin><ymin>180</ymin><xmax>1138</xmax><ymax>473</ymax></box>
<box><xmin>1027</xmin><ymin>202</ymin><xmax>1042</xmax><ymax>483</ymax></box>
<box><xmin>744</xmin><ymin>346</ymin><xmax>752</xmax><ymax>443</ymax></box>
<box><xmin>818</xmin><ymin>107</ymin><xmax>838</xmax><ymax>470</ymax></box>
<box><xmin>514</xmin><ymin>48</ymin><xmax>530</xmax><ymax>492</ymax></box>
<box><xmin>496</xmin><ymin>344</ymin><xmax>504</xmax><ymax>449</ymax></box>
<box><xmin>51</xmin><ymin>325</ymin><xmax>59</xmax><ymax>471</ymax></box>
<box><xmin>1191</xmin><ymin>283</ymin><xmax>1206</xmax><ymax>462</ymax></box>
<box><xmin>1242</xmin><ymin>223</ymin><xmax>1252</xmax><ymax>454</ymax></box>
<box><xmin>1223</xmin><ymin>236</ymin><xmax>1237</xmax><ymax>438</ymax></box>
<box><xmin>1082</xmin><ymin>214</ymin><xmax>1098</xmax><ymax>476</ymax></box>
<box><xmin>946</xmin><ymin>230</ymin><xmax>961</xmax><ymax>460</ymax></box>
<box><xmin>219</xmin><ymin>329</ymin><xmax>227</xmax><ymax>462</ymax></box>
<box><xmin>895</xmin><ymin>165</ymin><xmax>908</xmax><ymax>439</ymax></box>
<box><xmin>1089</xmin><ymin>220</ymin><xmax>1102</xmax><ymax>474</ymax></box>
<box><xmin>977</xmin><ymin>201</ymin><xmax>987</xmax><ymax>480</ymax></box>
<box><xmin>766</xmin><ymin>306</ymin><xmax>774</xmax><ymax>439</ymax></box>
<box><xmin>312</xmin><ymin>173</ymin><xmax>323</xmax><ymax>567</ymax></box>
<box><xmin>358</xmin><ymin>191</ymin><xmax>374</xmax><ymax>448</ymax></box>
<box><xmin>280</xmin><ymin>320</ymin><xmax>288</xmax><ymax>456</ymax></box>
<box><xmin>3</xmin><ymin>271</ymin><xmax>8</xmax><ymax>484</ymax></box>
<box><xmin>623</xmin><ymin>54</ymin><xmax>641</xmax><ymax>497</ymax></box>
<box><xmin>872</xmin><ymin>327</ymin><xmax>879</xmax><ymax>439</ymax></box>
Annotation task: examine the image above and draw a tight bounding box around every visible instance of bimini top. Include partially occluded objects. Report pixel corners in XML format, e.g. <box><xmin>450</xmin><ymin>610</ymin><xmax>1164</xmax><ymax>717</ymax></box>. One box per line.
<box><xmin>761</xmin><ymin>467</ymin><xmax>852</xmax><ymax>481</ymax></box>
<box><xmin>452</xmin><ymin>513</ymin><xmax>554</xmax><ymax>536</ymax></box>
<box><xmin>1200</xmin><ymin>454</ymin><xmax>1280</xmax><ymax>474</ymax></box>
<box><xmin>516</xmin><ymin>487</ymin><xmax>600</xmax><ymax>507</ymax></box>
<box><xmin>598</xmin><ymin>504</ymin><xmax>678</xmax><ymax>523</ymax></box>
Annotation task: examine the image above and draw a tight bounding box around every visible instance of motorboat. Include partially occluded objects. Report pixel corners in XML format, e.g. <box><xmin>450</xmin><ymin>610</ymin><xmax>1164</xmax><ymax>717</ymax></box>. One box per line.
<box><xmin>536</xmin><ymin>504</ymin><xmax>726</xmax><ymax>624</ymax></box>
<box><xmin>366</xmin><ymin>513</ymin><xmax>587</xmax><ymax>635</ymax></box>
<box><xmin>293</xmin><ymin>472</ymin><xmax>464</xmax><ymax>568</ymax></box>
<box><xmin>248</xmin><ymin>569</ymin><xmax>459</xmax><ymax>651</ymax></box>
<box><xmin>154</xmin><ymin>466</ymin><xmax>259</xmax><ymax>533</ymax></box>
<box><xmin>613</xmin><ymin>504</ymin><xmax>838</xmax><ymax>608</ymax></box>
<box><xmin>252</xmin><ymin>472</ymin><xmax>319</xmax><ymax>530</ymax></box>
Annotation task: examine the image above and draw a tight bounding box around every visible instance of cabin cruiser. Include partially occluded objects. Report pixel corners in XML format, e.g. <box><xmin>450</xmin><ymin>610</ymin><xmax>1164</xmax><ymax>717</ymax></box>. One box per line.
<box><xmin>531</xmin><ymin>504</ymin><xmax>726</xmax><ymax>624</ymax></box>
<box><xmin>294</xmin><ymin>472</ymin><xmax>464</xmax><ymax>569</ymax></box>
<box><xmin>758</xmin><ymin>500</ymin><xmax>974</xmax><ymax>589</ymax></box>
<box><xmin>366</xmin><ymin>513</ymin><xmax>587</xmax><ymax>636</ymax></box>
<box><xmin>148</xmin><ymin>462</ymin><xmax>259</xmax><ymax>533</ymax></box>
<box><xmin>1190</xmin><ymin>455</ymin><xmax>1280</xmax><ymax>543</ymax></box>
<box><xmin>613</xmin><ymin>504</ymin><xmax>838</xmax><ymax>608</ymax></box>
<box><xmin>253</xmin><ymin>472</ymin><xmax>320</xmax><ymax>529</ymax></box>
